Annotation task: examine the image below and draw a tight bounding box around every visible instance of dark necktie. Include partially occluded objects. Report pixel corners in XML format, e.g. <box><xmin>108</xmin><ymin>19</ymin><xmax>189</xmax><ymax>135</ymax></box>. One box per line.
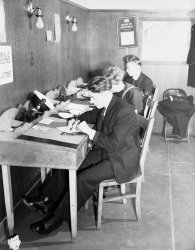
<box><xmin>97</xmin><ymin>108</ymin><xmax>105</xmax><ymax>131</ymax></box>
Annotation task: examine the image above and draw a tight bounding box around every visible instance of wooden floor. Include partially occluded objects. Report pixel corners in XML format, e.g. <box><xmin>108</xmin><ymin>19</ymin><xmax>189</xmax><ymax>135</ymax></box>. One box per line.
<box><xmin>1</xmin><ymin>134</ymin><xmax>195</xmax><ymax>250</ymax></box>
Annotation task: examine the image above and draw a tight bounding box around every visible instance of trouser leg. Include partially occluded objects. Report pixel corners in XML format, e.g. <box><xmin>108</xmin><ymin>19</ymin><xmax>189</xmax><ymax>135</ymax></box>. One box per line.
<box><xmin>41</xmin><ymin>149</ymin><xmax>103</xmax><ymax>203</ymax></box>
<box><xmin>54</xmin><ymin>159</ymin><xmax>115</xmax><ymax>222</ymax></box>
<box><xmin>41</xmin><ymin>169</ymin><xmax>68</xmax><ymax>202</ymax></box>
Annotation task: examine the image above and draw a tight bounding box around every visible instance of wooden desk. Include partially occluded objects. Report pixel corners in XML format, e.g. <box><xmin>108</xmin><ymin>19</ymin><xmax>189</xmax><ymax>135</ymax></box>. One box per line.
<box><xmin>0</xmin><ymin>115</ymin><xmax>89</xmax><ymax>242</ymax></box>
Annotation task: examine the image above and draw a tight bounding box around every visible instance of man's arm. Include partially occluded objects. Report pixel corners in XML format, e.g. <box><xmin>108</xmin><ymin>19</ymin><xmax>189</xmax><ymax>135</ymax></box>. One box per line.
<box><xmin>93</xmin><ymin>105</ymin><xmax>138</xmax><ymax>153</ymax></box>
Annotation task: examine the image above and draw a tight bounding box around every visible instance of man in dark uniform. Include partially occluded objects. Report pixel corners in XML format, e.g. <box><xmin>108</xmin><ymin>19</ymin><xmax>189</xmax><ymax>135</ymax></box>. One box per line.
<box><xmin>22</xmin><ymin>76</ymin><xmax>140</xmax><ymax>235</ymax></box>
<box><xmin>103</xmin><ymin>65</ymin><xmax>144</xmax><ymax>114</ymax></box>
<box><xmin>123</xmin><ymin>55</ymin><xmax>154</xmax><ymax>104</ymax></box>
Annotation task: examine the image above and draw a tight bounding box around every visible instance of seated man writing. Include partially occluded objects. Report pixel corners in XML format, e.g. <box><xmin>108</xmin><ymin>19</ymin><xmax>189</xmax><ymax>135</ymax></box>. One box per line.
<box><xmin>22</xmin><ymin>76</ymin><xmax>141</xmax><ymax>235</ymax></box>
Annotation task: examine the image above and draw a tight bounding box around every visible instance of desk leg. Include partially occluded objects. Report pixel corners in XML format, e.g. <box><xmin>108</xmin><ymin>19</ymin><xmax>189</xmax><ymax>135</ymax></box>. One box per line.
<box><xmin>1</xmin><ymin>165</ymin><xmax>14</xmax><ymax>236</ymax></box>
<box><xmin>69</xmin><ymin>170</ymin><xmax>77</xmax><ymax>242</ymax></box>
<box><xmin>41</xmin><ymin>168</ymin><xmax>47</xmax><ymax>183</ymax></box>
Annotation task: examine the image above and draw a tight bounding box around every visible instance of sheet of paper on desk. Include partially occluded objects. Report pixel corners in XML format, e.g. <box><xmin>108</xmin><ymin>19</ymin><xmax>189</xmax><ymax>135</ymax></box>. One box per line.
<box><xmin>39</xmin><ymin>118</ymin><xmax>54</xmax><ymax>125</ymax></box>
<box><xmin>62</xmin><ymin>103</ymin><xmax>86</xmax><ymax>112</ymax></box>
<box><xmin>57</xmin><ymin>126</ymin><xmax>78</xmax><ymax>134</ymax></box>
<box><xmin>33</xmin><ymin>125</ymin><xmax>50</xmax><ymax>132</ymax></box>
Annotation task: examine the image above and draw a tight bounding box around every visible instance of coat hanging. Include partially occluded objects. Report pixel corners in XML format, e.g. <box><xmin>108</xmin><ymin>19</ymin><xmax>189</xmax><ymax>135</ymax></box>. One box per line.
<box><xmin>187</xmin><ymin>24</ymin><xmax>195</xmax><ymax>87</ymax></box>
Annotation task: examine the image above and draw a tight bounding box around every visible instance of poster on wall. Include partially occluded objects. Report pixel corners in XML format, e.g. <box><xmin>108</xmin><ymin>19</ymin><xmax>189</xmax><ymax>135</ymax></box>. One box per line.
<box><xmin>117</xmin><ymin>17</ymin><xmax>137</xmax><ymax>48</ymax></box>
<box><xmin>0</xmin><ymin>46</ymin><xmax>13</xmax><ymax>85</ymax></box>
<box><xmin>0</xmin><ymin>0</ymin><xmax>6</xmax><ymax>43</ymax></box>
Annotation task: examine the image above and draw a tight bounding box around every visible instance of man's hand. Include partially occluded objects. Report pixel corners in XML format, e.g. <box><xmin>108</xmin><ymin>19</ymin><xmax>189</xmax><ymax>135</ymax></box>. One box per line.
<box><xmin>67</xmin><ymin>118</ymin><xmax>80</xmax><ymax>130</ymax></box>
<box><xmin>77</xmin><ymin>121</ymin><xmax>96</xmax><ymax>140</ymax></box>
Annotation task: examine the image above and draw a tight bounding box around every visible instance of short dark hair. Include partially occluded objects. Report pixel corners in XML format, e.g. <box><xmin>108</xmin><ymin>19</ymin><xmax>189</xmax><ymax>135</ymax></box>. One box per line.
<box><xmin>123</xmin><ymin>55</ymin><xmax>142</xmax><ymax>66</ymax></box>
<box><xmin>87</xmin><ymin>76</ymin><xmax>112</xmax><ymax>93</ymax></box>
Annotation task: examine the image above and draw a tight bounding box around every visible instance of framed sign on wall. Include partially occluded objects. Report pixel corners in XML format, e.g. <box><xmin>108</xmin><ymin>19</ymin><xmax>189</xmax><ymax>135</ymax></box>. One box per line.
<box><xmin>117</xmin><ymin>17</ymin><xmax>137</xmax><ymax>48</ymax></box>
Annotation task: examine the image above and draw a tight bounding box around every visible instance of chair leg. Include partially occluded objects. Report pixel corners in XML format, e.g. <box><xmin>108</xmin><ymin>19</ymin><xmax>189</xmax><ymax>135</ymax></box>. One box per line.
<box><xmin>135</xmin><ymin>180</ymin><xmax>141</xmax><ymax>221</ymax></box>
<box><xmin>187</xmin><ymin>125</ymin><xmax>190</xmax><ymax>144</ymax></box>
<box><xmin>162</xmin><ymin>117</ymin><xmax>166</xmax><ymax>136</ymax></box>
<box><xmin>120</xmin><ymin>184</ymin><xmax>127</xmax><ymax>204</ymax></box>
<box><xmin>41</xmin><ymin>168</ymin><xmax>47</xmax><ymax>183</ymax></box>
<box><xmin>97</xmin><ymin>184</ymin><xmax>104</xmax><ymax>230</ymax></box>
<box><xmin>162</xmin><ymin>118</ymin><xmax>167</xmax><ymax>142</ymax></box>
<box><xmin>164</xmin><ymin>122</ymin><xmax>167</xmax><ymax>143</ymax></box>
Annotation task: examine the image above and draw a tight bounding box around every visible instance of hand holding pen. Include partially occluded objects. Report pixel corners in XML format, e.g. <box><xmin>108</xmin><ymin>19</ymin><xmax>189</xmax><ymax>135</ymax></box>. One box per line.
<box><xmin>68</xmin><ymin>118</ymin><xmax>81</xmax><ymax>131</ymax></box>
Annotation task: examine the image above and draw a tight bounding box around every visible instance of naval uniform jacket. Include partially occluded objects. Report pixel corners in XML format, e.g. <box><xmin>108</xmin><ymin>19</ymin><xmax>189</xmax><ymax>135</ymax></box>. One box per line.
<box><xmin>79</xmin><ymin>95</ymin><xmax>141</xmax><ymax>184</ymax></box>
<box><xmin>124</xmin><ymin>72</ymin><xmax>154</xmax><ymax>103</ymax></box>
<box><xmin>114</xmin><ymin>81</ymin><xmax>144</xmax><ymax>115</ymax></box>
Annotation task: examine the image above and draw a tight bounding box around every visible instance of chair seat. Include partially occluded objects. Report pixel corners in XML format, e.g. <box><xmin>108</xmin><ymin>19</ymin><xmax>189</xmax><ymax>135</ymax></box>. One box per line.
<box><xmin>101</xmin><ymin>175</ymin><xmax>142</xmax><ymax>186</ymax></box>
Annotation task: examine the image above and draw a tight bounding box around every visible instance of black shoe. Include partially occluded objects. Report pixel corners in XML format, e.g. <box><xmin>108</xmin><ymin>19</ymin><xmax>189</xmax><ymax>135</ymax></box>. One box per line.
<box><xmin>31</xmin><ymin>215</ymin><xmax>63</xmax><ymax>235</ymax></box>
<box><xmin>21</xmin><ymin>195</ymin><xmax>53</xmax><ymax>216</ymax></box>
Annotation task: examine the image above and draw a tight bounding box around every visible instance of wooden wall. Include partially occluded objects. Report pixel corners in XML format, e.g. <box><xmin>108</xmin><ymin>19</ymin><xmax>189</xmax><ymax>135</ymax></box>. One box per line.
<box><xmin>0</xmin><ymin>0</ymin><xmax>89</xmax><ymax>224</ymax></box>
<box><xmin>1</xmin><ymin>1</ymin><xmax>195</xmax><ymax>236</ymax></box>
<box><xmin>88</xmin><ymin>10</ymin><xmax>195</xmax><ymax>134</ymax></box>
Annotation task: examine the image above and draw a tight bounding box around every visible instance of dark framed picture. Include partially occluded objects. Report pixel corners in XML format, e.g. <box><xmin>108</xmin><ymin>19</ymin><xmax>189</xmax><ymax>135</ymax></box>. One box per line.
<box><xmin>117</xmin><ymin>17</ymin><xmax>137</xmax><ymax>48</ymax></box>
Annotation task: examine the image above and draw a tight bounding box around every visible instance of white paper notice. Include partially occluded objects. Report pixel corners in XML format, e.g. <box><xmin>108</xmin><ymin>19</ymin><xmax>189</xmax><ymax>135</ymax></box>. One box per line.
<box><xmin>0</xmin><ymin>46</ymin><xmax>13</xmax><ymax>85</ymax></box>
<box><xmin>120</xmin><ymin>31</ymin><xmax>134</xmax><ymax>46</ymax></box>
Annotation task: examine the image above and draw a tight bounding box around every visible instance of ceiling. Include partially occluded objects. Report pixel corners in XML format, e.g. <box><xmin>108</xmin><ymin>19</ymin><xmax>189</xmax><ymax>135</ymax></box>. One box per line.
<box><xmin>67</xmin><ymin>0</ymin><xmax>195</xmax><ymax>10</ymax></box>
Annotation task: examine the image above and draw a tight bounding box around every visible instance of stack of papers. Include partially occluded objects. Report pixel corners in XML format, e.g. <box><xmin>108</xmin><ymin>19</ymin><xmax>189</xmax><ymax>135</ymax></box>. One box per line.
<box><xmin>60</xmin><ymin>102</ymin><xmax>87</xmax><ymax>115</ymax></box>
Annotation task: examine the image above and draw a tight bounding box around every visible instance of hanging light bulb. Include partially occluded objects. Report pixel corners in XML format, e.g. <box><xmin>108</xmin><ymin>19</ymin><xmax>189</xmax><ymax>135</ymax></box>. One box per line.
<box><xmin>36</xmin><ymin>16</ymin><xmax>44</xmax><ymax>29</ymax></box>
<box><xmin>72</xmin><ymin>17</ymin><xmax>77</xmax><ymax>32</ymax></box>
<box><xmin>35</xmin><ymin>8</ymin><xmax>44</xmax><ymax>29</ymax></box>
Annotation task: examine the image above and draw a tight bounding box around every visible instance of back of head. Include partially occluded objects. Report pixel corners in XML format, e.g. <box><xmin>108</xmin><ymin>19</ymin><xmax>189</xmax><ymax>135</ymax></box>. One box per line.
<box><xmin>87</xmin><ymin>76</ymin><xmax>112</xmax><ymax>93</ymax></box>
<box><xmin>123</xmin><ymin>55</ymin><xmax>142</xmax><ymax>66</ymax></box>
<box><xmin>102</xmin><ymin>66</ymin><xmax>124</xmax><ymax>85</ymax></box>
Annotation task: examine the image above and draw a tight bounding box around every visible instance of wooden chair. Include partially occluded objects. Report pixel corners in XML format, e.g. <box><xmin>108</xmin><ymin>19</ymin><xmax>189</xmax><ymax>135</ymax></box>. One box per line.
<box><xmin>143</xmin><ymin>85</ymin><xmax>158</xmax><ymax>118</ymax></box>
<box><xmin>161</xmin><ymin>88</ymin><xmax>190</xmax><ymax>143</ymax></box>
<box><xmin>96</xmin><ymin>117</ymin><xmax>154</xmax><ymax>230</ymax></box>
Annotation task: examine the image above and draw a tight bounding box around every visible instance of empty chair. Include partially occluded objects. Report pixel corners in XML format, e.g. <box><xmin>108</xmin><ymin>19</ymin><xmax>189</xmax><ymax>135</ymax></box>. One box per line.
<box><xmin>159</xmin><ymin>88</ymin><xmax>194</xmax><ymax>143</ymax></box>
<box><xmin>96</xmin><ymin>117</ymin><xmax>154</xmax><ymax>230</ymax></box>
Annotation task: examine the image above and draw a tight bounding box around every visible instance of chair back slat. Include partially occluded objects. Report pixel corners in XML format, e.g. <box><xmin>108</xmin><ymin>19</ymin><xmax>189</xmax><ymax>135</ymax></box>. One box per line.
<box><xmin>148</xmin><ymin>100</ymin><xmax>158</xmax><ymax>119</ymax></box>
<box><xmin>143</xmin><ymin>97</ymin><xmax>152</xmax><ymax>118</ymax></box>
<box><xmin>140</xmin><ymin>117</ymin><xmax>154</xmax><ymax>174</ymax></box>
<box><xmin>144</xmin><ymin>99</ymin><xmax>158</xmax><ymax>119</ymax></box>
<box><xmin>152</xmin><ymin>86</ymin><xmax>158</xmax><ymax>102</ymax></box>
<box><xmin>163</xmin><ymin>88</ymin><xmax>187</xmax><ymax>100</ymax></box>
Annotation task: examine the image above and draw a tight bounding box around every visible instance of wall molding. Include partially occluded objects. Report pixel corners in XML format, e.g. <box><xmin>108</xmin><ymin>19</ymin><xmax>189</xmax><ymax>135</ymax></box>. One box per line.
<box><xmin>89</xmin><ymin>9</ymin><xmax>195</xmax><ymax>13</ymax></box>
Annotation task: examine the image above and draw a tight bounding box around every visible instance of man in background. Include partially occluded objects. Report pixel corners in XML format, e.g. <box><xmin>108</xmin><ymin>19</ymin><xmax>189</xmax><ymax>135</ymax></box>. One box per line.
<box><xmin>123</xmin><ymin>55</ymin><xmax>154</xmax><ymax>104</ymax></box>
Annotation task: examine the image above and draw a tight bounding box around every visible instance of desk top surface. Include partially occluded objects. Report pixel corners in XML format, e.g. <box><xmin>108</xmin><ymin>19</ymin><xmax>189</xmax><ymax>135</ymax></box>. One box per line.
<box><xmin>0</xmin><ymin>98</ymin><xmax>91</xmax><ymax>168</ymax></box>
